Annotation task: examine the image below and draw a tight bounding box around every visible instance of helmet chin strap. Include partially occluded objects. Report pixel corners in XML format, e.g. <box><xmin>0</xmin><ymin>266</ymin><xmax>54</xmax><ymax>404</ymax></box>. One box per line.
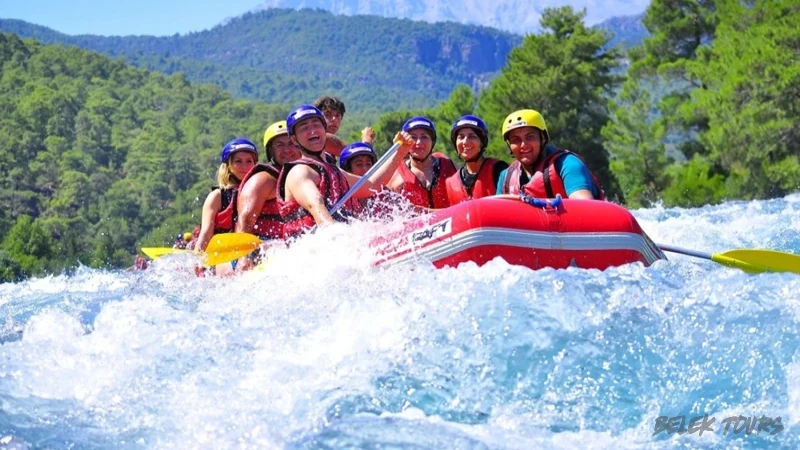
<box><xmin>535</xmin><ymin>135</ymin><xmax>548</xmax><ymax>164</ymax></box>
<box><xmin>410</xmin><ymin>148</ymin><xmax>433</xmax><ymax>164</ymax></box>
<box><xmin>464</xmin><ymin>148</ymin><xmax>486</xmax><ymax>163</ymax></box>
<box><xmin>505</xmin><ymin>133</ymin><xmax>548</xmax><ymax>162</ymax></box>
<box><xmin>523</xmin><ymin>137</ymin><xmax>548</xmax><ymax>171</ymax></box>
<box><xmin>295</xmin><ymin>137</ymin><xmax>325</xmax><ymax>158</ymax></box>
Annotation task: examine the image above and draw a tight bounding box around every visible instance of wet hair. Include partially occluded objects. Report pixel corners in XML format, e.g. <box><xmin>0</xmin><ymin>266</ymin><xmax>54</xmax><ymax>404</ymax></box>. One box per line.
<box><xmin>314</xmin><ymin>96</ymin><xmax>346</xmax><ymax>116</ymax></box>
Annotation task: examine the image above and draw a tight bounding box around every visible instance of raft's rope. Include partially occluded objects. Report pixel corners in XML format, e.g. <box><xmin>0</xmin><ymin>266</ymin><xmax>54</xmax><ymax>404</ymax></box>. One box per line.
<box><xmin>518</xmin><ymin>193</ymin><xmax>563</xmax><ymax>209</ymax></box>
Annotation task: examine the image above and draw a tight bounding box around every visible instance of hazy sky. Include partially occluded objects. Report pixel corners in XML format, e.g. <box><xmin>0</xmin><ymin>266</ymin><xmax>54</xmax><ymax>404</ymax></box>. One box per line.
<box><xmin>2</xmin><ymin>0</ymin><xmax>258</xmax><ymax>36</ymax></box>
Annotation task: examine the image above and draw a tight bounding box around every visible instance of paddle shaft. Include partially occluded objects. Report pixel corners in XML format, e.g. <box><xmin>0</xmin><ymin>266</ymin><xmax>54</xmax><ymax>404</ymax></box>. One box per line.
<box><xmin>309</xmin><ymin>142</ymin><xmax>401</xmax><ymax>234</ymax></box>
<box><xmin>657</xmin><ymin>244</ymin><xmax>712</xmax><ymax>260</ymax></box>
<box><xmin>141</xmin><ymin>247</ymin><xmax>194</xmax><ymax>259</ymax></box>
<box><xmin>329</xmin><ymin>142</ymin><xmax>401</xmax><ymax>217</ymax></box>
<box><xmin>657</xmin><ymin>243</ymin><xmax>777</xmax><ymax>273</ymax></box>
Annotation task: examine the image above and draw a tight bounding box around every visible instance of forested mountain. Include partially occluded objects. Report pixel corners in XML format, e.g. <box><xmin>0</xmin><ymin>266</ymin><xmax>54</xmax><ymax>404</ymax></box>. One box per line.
<box><xmin>0</xmin><ymin>9</ymin><xmax>649</xmax><ymax>115</ymax></box>
<box><xmin>0</xmin><ymin>7</ymin><xmax>627</xmax><ymax>282</ymax></box>
<box><xmin>0</xmin><ymin>9</ymin><xmax>520</xmax><ymax>113</ymax></box>
<box><xmin>3</xmin><ymin>2</ymin><xmax>796</xmax><ymax>282</ymax></box>
<box><xmin>0</xmin><ymin>32</ymin><xmax>286</xmax><ymax>281</ymax></box>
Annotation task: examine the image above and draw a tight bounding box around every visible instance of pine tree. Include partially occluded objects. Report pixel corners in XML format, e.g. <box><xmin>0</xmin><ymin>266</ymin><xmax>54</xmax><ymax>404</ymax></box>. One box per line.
<box><xmin>687</xmin><ymin>0</ymin><xmax>800</xmax><ymax>198</ymax></box>
<box><xmin>477</xmin><ymin>7</ymin><xmax>623</xmax><ymax>200</ymax></box>
<box><xmin>602</xmin><ymin>78</ymin><xmax>670</xmax><ymax>207</ymax></box>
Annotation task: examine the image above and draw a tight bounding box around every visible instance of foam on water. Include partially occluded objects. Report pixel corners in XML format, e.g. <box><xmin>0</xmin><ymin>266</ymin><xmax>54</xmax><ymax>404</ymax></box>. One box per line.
<box><xmin>1</xmin><ymin>196</ymin><xmax>799</xmax><ymax>449</ymax></box>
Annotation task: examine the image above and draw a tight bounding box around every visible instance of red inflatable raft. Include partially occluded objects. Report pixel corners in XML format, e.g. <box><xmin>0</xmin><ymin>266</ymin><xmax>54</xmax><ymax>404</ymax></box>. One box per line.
<box><xmin>370</xmin><ymin>196</ymin><xmax>665</xmax><ymax>270</ymax></box>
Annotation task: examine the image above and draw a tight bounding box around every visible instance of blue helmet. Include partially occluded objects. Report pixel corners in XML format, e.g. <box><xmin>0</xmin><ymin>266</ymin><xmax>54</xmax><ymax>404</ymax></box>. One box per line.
<box><xmin>339</xmin><ymin>142</ymin><xmax>377</xmax><ymax>170</ymax></box>
<box><xmin>286</xmin><ymin>104</ymin><xmax>327</xmax><ymax>138</ymax></box>
<box><xmin>221</xmin><ymin>138</ymin><xmax>258</xmax><ymax>163</ymax></box>
<box><xmin>402</xmin><ymin>116</ymin><xmax>437</xmax><ymax>147</ymax></box>
<box><xmin>450</xmin><ymin>115</ymin><xmax>489</xmax><ymax>149</ymax></box>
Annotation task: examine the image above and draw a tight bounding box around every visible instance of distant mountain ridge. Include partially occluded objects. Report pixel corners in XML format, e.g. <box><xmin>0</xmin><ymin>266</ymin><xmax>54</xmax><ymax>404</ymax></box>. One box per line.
<box><xmin>0</xmin><ymin>9</ymin><xmax>647</xmax><ymax>112</ymax></box>
<box><xmin>595</xmin><ymin>13</ymin><xmax>648</xmax><ymax>49</ymax></box>
<box><xmin>0</xmin><ymin>9</ymin><xmax>519</xmax><ymax>112</ymax></box>
<box><xmin>252</xmin><ymin>0</ymin><xmax>650</xmax><ymax>35</ymax></box>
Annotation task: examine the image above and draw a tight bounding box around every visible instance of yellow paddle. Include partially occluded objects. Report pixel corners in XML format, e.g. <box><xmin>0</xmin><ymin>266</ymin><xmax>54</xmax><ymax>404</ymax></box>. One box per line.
<box><xmin>140</xmin><ymin>233</ymin><xmax>262</xmax><ymax>267</ymax></box>
<box><xmin>658</xmin><ymin>244</ymin><xmax>800</xmax><ymax>274</ymax></box>
<box><xmin>140</xmin><ymin>247</ymin><xmax>192</xmax><ymax>259</ymax></box>
<box><xmin>144</xmin><ymin>234</ymin><xmax>800</xmax><ymax>275</ymax></box>
<box><xmin>204</xmin><ymin>232</ymin><xmax>263</xmax><ymax>266</ymax></box>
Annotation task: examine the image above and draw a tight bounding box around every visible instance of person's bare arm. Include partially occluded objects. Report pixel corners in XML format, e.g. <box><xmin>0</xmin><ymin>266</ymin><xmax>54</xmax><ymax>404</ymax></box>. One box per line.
<box><xmin>340</xmin><ymin>132</ymin><xmax>413</xmax><ymax>198</ymax></box>
<box><xmin>324</xmin><ymin>133</ymin><xmax>346</xmax><ymax>157</ymax></box>
<box><xmin>567</xmin><ymin>189</ymin><xmax>594</xmax><ymax>200</ymax></box>
<box><xmin>386</xmin><ymin>171</ymin><xmax>404</xmax><ymax>193</ymax></box>
<box><xmin>361</xmin><ymin>126</ymin><xmax>376</xmax><ymax>145</ymax></box>
<box><xmin>236</xmin><ymin>172</ymin><xmax>277</xmax><ymax>234</ymax></box>
<box><xmin>195</xmin><ymin>190</ymin><xmax>222</xmax><ymax>251</ymax></box>
<box><xmin>285</xmin><ymin>165</ymin><xmax>336</xmax><ymax>226</ymax></box>
<box><xmin>234</xmin><ymin>173</ymin><xmax>275</xmax><ymax>272</ymax></box>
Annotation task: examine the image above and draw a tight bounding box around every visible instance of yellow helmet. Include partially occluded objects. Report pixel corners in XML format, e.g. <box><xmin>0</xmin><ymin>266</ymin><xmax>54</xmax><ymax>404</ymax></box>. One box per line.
<box><xmin>263</xmin><ymin>120</ymin><xmax>289</xmax><ymax>160</ymax></box>
<box><xmin>501</xmin><ymin>109</ymin><xmax>549</xmax><ymax>143</ymax></box>
<box><xmin>182</xmin><ymin>232</ymin><xmax>193</xmax><ymax>242</ymax></box>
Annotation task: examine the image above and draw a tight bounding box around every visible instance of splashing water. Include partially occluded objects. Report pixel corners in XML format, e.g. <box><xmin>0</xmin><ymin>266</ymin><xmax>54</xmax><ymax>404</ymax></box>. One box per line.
<box><xmin>1</xmin><ymin>195</ymin><xmax>799</xmax><ymax>449</ymax></box>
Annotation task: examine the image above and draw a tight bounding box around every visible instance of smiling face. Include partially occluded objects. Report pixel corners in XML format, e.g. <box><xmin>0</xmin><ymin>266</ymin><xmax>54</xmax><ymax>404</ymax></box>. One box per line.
<box><xmin>228</xmin><ymin>151</ymin><xmax>256</xmax><ymax>180</ymax></box>
<box><xmin>506</xmin><ymin>126</ymin><xmax>544</xmax><ymax>169</ymax></box>
<box><xmin>270</xmin><ymin>135</ymin><xmax>302</xmax><ymax>166</ymax></box>
<box><xmin>408</xmin><ymin>129</ymin><xmax>433</xmax><ymax>160</ymax></box>
<box><xmin>455</xmin><ymin>128</ymin><xmax>482</xmax><ymax>161</ymax></box>
<box><xmin>292</xmin><ymin>117</ymin><xmax>327</xmax><ymax>153</ymax></box>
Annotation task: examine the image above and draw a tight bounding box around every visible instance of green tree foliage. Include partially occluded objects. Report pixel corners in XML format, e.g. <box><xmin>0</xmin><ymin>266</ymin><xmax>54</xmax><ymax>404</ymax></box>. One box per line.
<box><xmin>613</xmin><ymin>0</ymin><xmax>800</xmax><ymax>206</ymax></box>
<box><xmin>3</xmin><ymin>3</ymin><xmax>799</xmax><ymax>281</ymax></box>
<box><xmin>1</xmin><ymin>215</ymin><xmax>53</xmax><ymax>276</ymax></box>
<box><xmin>602</xmin><ymin>78</ymin><xmax>671</xmax><ymax>207</ymax></box>
<box><xmin>630</xmin><ymin>0</ymin><xmax>719</xmax><ymax>161</ymax></box>
<box><xmin>477</xmin><ymin>7</ymin><xmax>623</xmax><ymax>200</ymax></box>
<box><xmin>0</xmin><ymin>9</ymin><xmax>520</xmax><ymax>113</ymax></box>
<box><xmin>686</xmin><ymin>0</ymin><xmax>800</xmax><ymax>199</ymax></box>
<box><xmin>661</xmin><ymin>155</ymin><xmax>726</xmax><ymax>207</ymax></box>
<box><xmin>634</xmin><ymin>0</ymin><xmax>717</xmax><ymax>75</ymax></box>
<box><xmin>0</xmin><ymin>250</ymin><xmax>24</xmax><ymax>282</ymax></box>
<box><xmin>0</xmin><ymin>33</ymin><xmax>285</xmax><ymax>281</ymax></box>
<box><xmin>371</xmin><ymin>84</ymin><xmax>476</xmax><ymax>159</ymax></box>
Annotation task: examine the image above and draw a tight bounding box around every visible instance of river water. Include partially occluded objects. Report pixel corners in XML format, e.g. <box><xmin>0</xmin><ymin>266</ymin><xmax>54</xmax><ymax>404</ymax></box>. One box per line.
<box><xmin>1</xmin><ymin>195</ymin><xmax>799</xmax><ymax>449</ymax></box>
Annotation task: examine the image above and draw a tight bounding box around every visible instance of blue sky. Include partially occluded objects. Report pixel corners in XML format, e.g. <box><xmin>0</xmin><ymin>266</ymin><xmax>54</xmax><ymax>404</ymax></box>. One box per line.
<box><xmin>2</xmin><ymin>0</ymin><xmax>258</xmax><ymax>36</ymax></box>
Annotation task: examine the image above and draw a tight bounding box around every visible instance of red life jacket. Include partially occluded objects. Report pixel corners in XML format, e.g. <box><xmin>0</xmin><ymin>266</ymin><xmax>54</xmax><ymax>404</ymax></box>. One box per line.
<box><xmin>323</xmin><ymin>151</ymin><xmax>337</xmax><ymax>166</ymax></box>
<box><xmin>237</xmin><ymin>163</ymin><xmax>284</xmax><ymax>240</ymax></box>
<box><xmin>278</xmin><ymin>157</ymin><xmax>361</xmax><ymax>238</ymax></box>
<box><xmin>214</xmin><ymin>187</ymin><xmax>238</xmax><ymax>233</ymax></box>
<box><xmin>445</xmin><ymin>158</ymin><xmax>502</xmax><ymax>205</ymax></box>
<box><xmin>396</xmin><ymin>153</ymin><xmax>456</xmax><ymax>208</ymax></box>
<box><xmin>502</xmin><ymin>148</ymin><xmax>605</xmax><ymax>200</ymax></box>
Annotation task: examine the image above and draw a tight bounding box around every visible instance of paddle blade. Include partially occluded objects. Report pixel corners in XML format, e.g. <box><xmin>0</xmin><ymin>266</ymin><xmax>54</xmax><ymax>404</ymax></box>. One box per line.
<box><xmin>712</xmin><ymin>249</ymin><xmax>800</xmax><ymax>274</ymax></box>
<box><xmin>204</xmin><ymin>233</ymin><xmax>262</xmax><ymax>266</ymax></box>
<box><xmin>141</xmin><ymin>247</ymin><xmax>190</xmax><ymax>259</ymax></box>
